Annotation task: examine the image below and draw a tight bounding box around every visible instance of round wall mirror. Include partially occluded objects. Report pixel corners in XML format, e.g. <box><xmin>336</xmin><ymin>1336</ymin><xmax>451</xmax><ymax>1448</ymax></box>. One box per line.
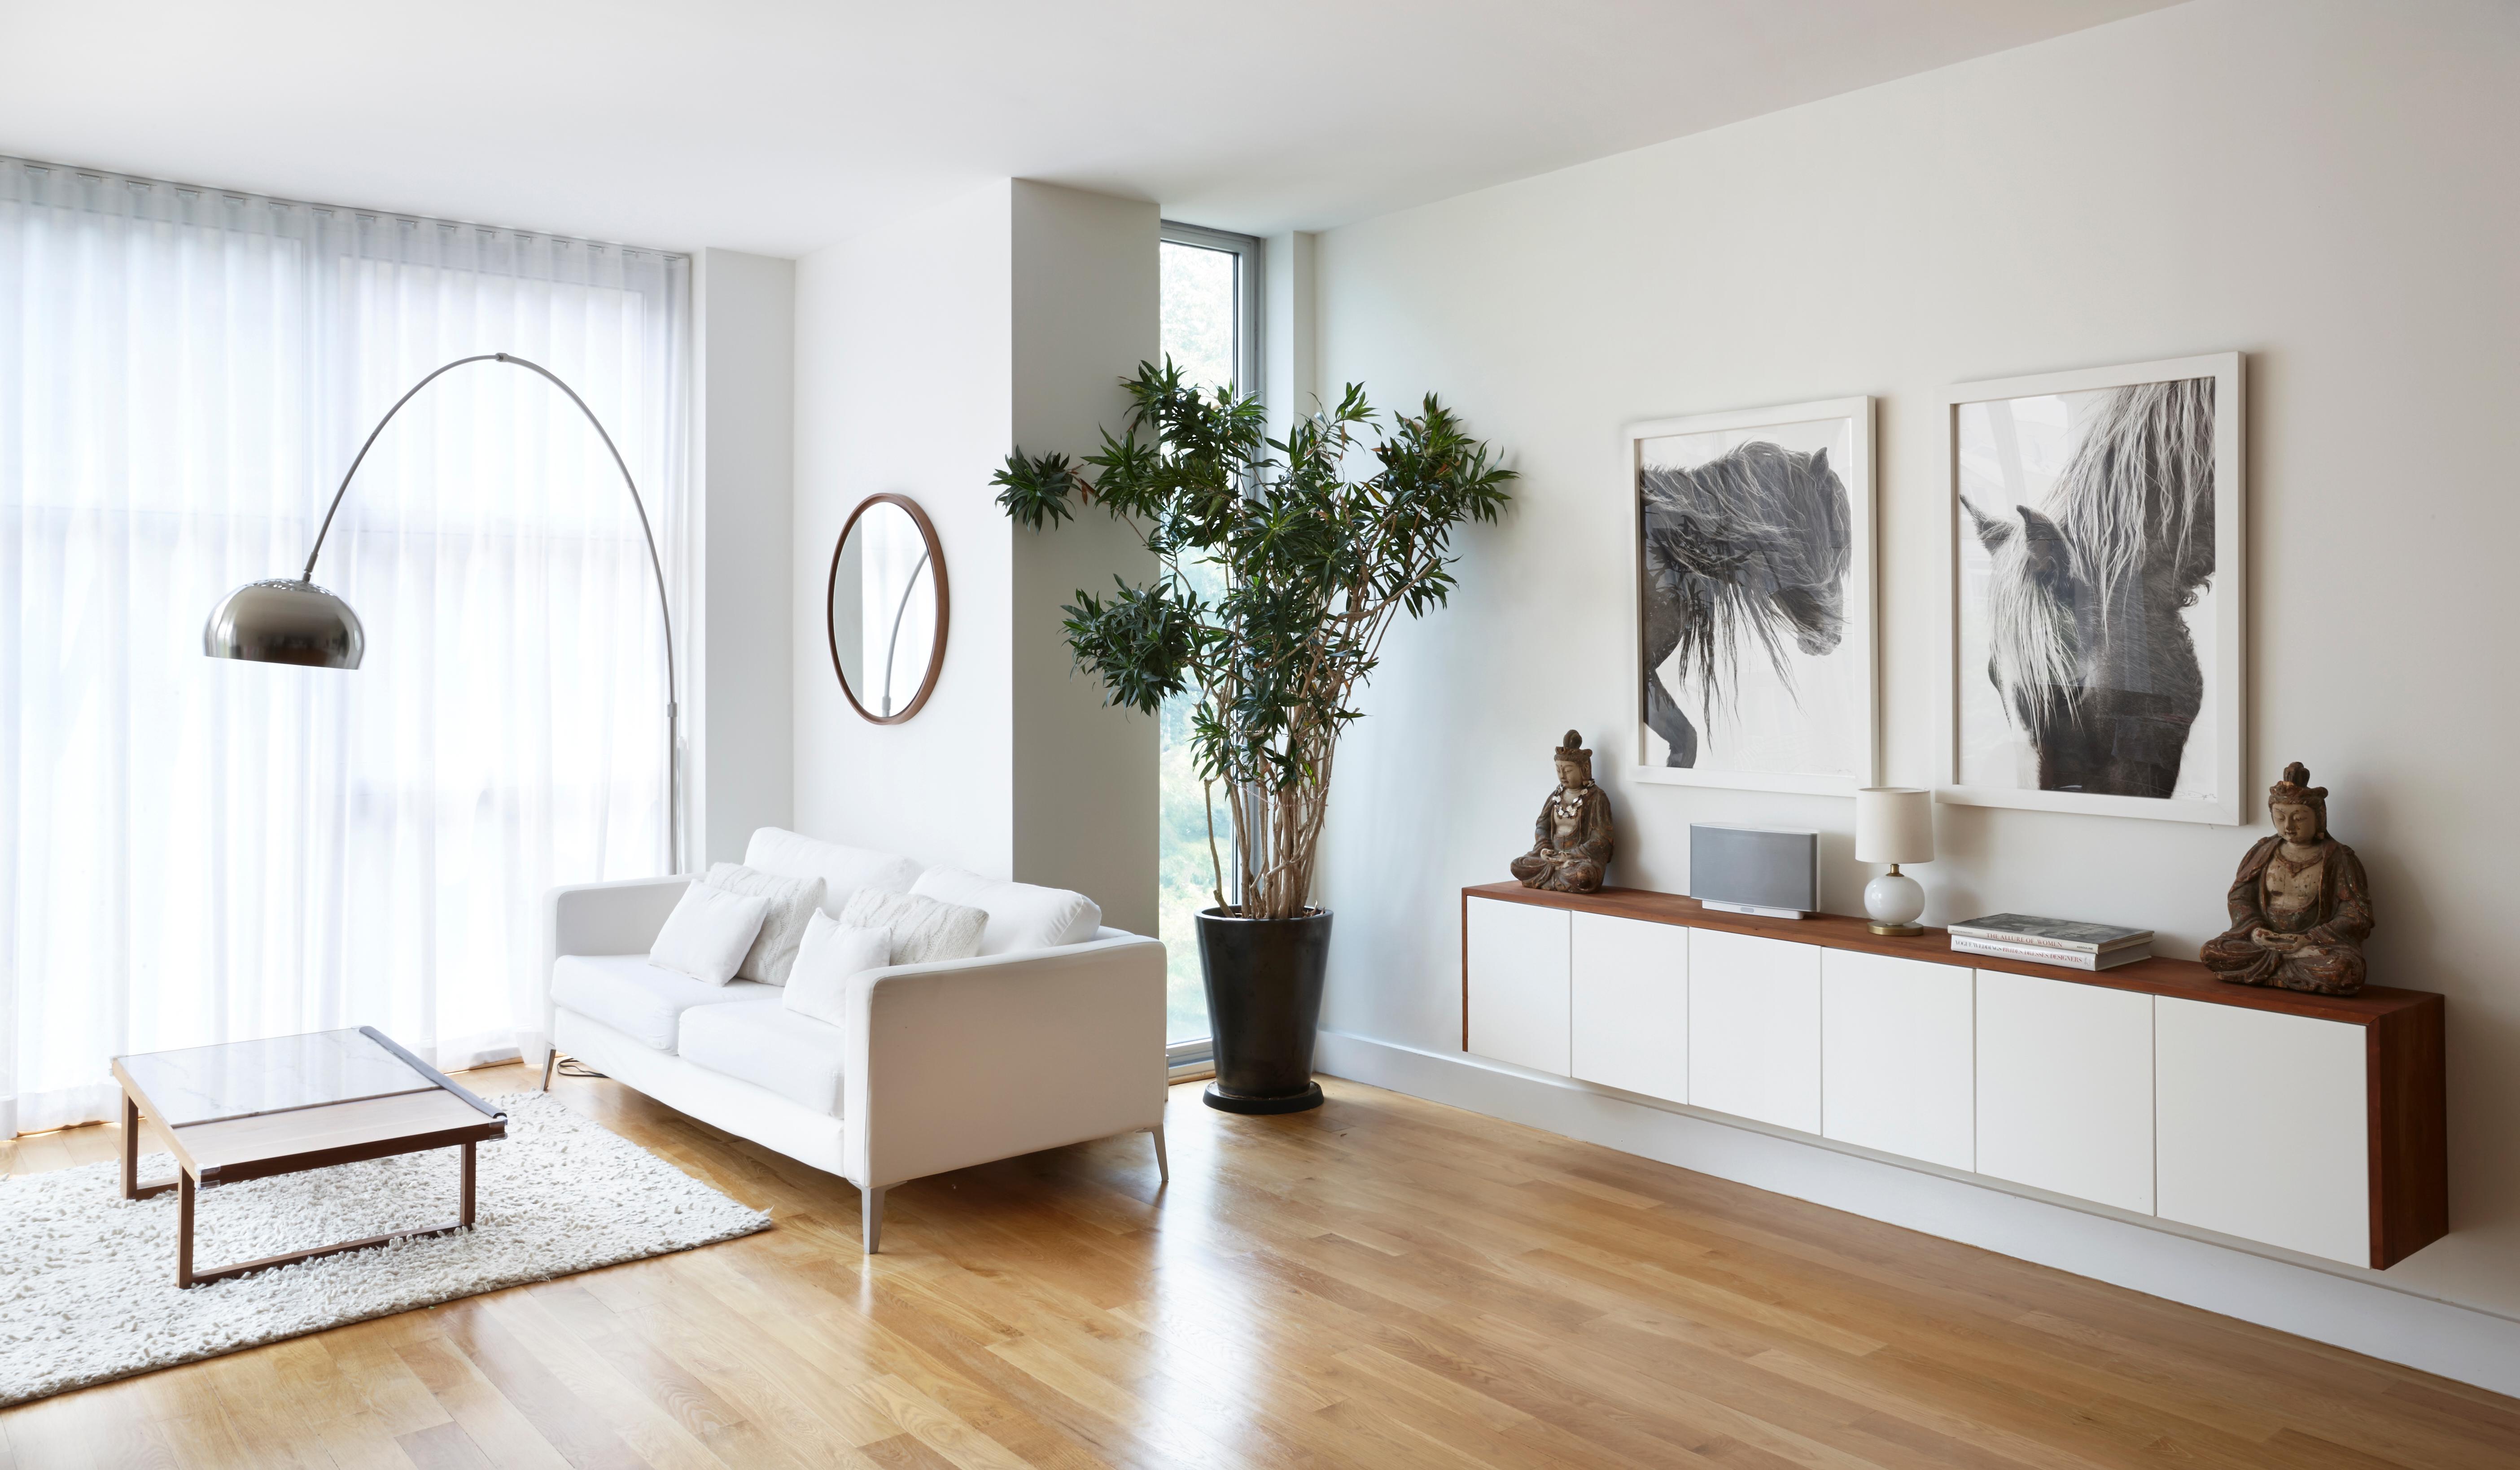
<box><xmin>827</xmin><ymin>494</ymin><xmax>949</xmax><ymax>723</ymax></box>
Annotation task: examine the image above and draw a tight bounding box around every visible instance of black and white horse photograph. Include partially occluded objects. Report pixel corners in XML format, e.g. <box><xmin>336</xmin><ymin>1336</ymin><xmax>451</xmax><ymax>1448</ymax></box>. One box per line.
<box><xmin>1632</xmin><ymin>400</ymin><xmax>1874</xmax><ymax>794</ymax></box>
<box><xmin>1951</xmin><ymin>354</ymin><xmax>2242</xmax><ymax>822</ymax></box>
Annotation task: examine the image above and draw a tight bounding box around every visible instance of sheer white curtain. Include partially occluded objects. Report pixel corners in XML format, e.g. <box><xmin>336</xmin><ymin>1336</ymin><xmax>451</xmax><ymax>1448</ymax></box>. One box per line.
<box><xmin>0</xmin><ymin>158</ymin><xmax>689</xmax><ymax>1136</ymax></box>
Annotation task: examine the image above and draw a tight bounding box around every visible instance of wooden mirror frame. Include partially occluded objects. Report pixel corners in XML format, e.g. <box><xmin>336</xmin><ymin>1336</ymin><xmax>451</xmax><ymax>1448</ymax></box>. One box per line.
<box><xmin>827</xmin><ymin>493</ymin><xmax>950</xmax><ymax>725</ymax></box>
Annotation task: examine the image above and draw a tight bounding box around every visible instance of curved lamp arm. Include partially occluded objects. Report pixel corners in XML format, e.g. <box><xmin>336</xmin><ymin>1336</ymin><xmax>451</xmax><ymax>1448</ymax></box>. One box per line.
<box><xmin>303</xmin><ymin>351</ymin><xmax>682</xmax><ymax>871</ymax></box>
<box><xmin>877</xmin><ymin>548</ymin><xmax>932</xmax><ymax>718</ymax></box>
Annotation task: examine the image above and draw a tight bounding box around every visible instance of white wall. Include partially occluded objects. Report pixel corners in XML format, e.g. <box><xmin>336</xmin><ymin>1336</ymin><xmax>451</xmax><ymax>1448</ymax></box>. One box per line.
<box><xmin>792</xmin><ymin>181</ymin><xmax>1159</xmax><ymax>926</ymax></box>
<box><xmin>1305</xmin><ymin>0</ymin><xmax>2520</xmax><ymax>1361</ymax></box>
<box><xmin>1264</xmin><ymin>230</ymin><xmax>1317</xmax><ymax>446</ymax></box>
<box><xmin>794</xmin><ymin>184</ymin><xmax>1016</xmax><ymax>876</ymax></box>
<box><xmin>1010</xmin><ymin>183</ymin><xmax>1162</xmax><ymax>937</ymax></box>
<box><xmin>693</xmin><ymin>248</ymin><xmax>796</xmax><ymax>866</ymax></box>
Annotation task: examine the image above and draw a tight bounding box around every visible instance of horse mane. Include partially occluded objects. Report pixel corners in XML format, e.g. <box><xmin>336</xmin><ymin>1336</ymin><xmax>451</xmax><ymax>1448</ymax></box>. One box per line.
<box><xmin>1641</xmin><ymin>441</ymin><xmax>1850</xmax><ymax>716</ymax></box>
<box><xmin>2053</xmin><ymin>377</ymin><xmax>2217</xmax><ymax>621</ymax></box>
<box><xmin>1976</xmin><ymin>377</ymin><xmax>2215</xmax><ymax>729</ymax></box>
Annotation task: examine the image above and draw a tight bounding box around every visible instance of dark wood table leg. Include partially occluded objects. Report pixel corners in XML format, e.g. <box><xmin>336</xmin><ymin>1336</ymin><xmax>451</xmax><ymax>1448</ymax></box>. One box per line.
<box><xmin>121</xmin><ymin>1092</ymin><xmax>139</xmax><ymax>1200</ymax></box>
<box><xmin>175</xmin><ymin>1145</ymin><xmax>484</xmax><ymax>1288</ymax></box>
<box><xmin>118</xmin><ymin>1090</ymin><xmax>178</xmax><ymax>1201</ymax></box>
<box><xmin>177</xmin><ymin>1173</ymin><xmax>197</xmax><ymax>1289</ymax></box>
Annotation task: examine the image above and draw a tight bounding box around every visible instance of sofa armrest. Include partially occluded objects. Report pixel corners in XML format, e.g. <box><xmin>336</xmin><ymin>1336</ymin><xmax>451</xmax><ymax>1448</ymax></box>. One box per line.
<box><xmin>841</xmin><ymin>934</ymin><xmax>1168</xmax><ymax>1189</ymax></box>
<box><xmin>548</xmin><ymin>875</ymin><xmax>691</xmax><ymax>959</ymax></box>
<box><xmin>534</xmin><ymin>876</ymin><xmax>691</xmax><ymax>1060</ymax></box>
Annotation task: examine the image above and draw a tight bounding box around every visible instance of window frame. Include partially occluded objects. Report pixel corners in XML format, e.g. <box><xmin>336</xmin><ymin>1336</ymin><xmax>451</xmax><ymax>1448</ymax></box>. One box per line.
<box><xmin>1159</xmin><ymin>221</ymin><xmax>1264</xmax><ymax>401</ymax></box>
<box><xmin>1154</xmin><ymin>221</ymin><xmax>1263</xmax><ymax>1069</ymax></box>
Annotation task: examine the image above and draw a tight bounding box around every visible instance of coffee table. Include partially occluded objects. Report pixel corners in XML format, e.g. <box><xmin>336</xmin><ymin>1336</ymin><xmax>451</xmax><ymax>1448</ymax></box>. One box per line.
<box><xmin>111</xmin><ymin>1027</ymin><xmax>508</xmax><ymax>1287</ymax></box>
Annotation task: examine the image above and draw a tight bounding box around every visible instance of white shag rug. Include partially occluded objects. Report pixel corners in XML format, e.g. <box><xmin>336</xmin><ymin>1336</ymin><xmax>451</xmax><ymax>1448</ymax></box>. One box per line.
<box><xmin>0</xmin><ymin>1091</ymin><xmax>768</xmax><ymax>1408</ymax></box>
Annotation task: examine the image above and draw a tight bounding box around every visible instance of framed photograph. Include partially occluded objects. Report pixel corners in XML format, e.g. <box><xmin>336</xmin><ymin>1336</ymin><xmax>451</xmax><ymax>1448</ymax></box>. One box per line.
<box><xmin>1628</xmin><ymin>396</ymin><xmax>1877</xmax><ymax>796</ymax></box>
<box><xmin>1940</xmin><ymin>352</ymin><xmax>2244</xmax><ymax>824</ymax></box>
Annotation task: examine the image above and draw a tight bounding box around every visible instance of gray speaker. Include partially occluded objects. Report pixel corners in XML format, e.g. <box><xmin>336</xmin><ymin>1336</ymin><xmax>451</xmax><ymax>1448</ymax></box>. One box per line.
<box><xmin>1689</xmin><ymin>823</ymin><xmax>1820</xmax><ymax>919</ymax></box>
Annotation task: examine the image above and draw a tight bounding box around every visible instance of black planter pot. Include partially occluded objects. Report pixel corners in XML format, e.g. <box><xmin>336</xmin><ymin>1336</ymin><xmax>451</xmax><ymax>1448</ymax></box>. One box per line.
<box><xmin>1195</xmin><ymin>906</ymin><xmax>1331</xmax><ymax>1114</ymax></box>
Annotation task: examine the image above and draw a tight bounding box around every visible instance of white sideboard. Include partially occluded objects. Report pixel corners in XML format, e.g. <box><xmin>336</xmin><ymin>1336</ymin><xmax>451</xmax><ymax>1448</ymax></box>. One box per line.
<box><xmin>1570</xmin><ymin>910</ymin><xmax>1689</xmax><ymax>1103</ymax></box>
<box><xmin>1463</xmin><ymin>893</ymin><xmax>1570</xmax><ymax>1075</ymax></box>
<box><xmin>1822</xmin><ymin>949</ymin><xmax>1975</xmax><ymax>1171</ymax></box>
<box><xmin>1458</xmin><ymin>883</ymin><xmax>2447</xmax><ymax>1271</ymax></box>
<box><xmin>1975</xmin><ymin>968</ymin><xmax>2157</xmax><ymax>1213</ymax></box>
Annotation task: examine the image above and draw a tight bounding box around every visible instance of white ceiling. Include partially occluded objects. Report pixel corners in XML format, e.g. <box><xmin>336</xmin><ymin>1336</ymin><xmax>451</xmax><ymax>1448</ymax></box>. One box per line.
<box><xmin>0</xmin><ymin>1</ymin><xmax>2178</xmax><ymax>257</ymax></box>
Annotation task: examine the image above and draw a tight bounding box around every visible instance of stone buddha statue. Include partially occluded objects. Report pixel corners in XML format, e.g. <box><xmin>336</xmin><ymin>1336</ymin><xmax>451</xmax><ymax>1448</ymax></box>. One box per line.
<box><xmin>1511</xmin><ymin>731</ymin><xmax>1614</xmax><ymax>894</ymax></box>
<box><xmin>2200</xmin><ymin>762</ymin><xmax>2374</xmax><ymax>996</ymax></box>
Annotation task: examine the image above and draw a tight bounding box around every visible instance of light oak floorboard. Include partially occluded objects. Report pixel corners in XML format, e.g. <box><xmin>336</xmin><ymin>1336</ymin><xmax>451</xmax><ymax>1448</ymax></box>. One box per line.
<box><xmin>4</xmin><ymin>1068</ymin><xmax>2510</xmax><ymax>1469</ymax></box>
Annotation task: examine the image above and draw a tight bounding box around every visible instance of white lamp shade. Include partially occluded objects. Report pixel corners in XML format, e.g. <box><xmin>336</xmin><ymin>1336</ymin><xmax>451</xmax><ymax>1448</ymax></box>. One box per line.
<box><xmin>1855</xmin><ymin>787</ymin><xmax>1934</xmax><ymax>864</ymax></box>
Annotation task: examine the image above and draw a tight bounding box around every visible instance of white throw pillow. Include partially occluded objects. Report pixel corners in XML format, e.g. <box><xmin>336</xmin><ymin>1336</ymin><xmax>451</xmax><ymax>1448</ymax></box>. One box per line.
<box><xmin>647</xmin><ymin>882</ymin><xmax>770</xmax><ymax>986</ymax></box>
<box><xmin>783</xmin><ymin>911</ymin><xmax>892</xmax><ymax>1027</ymax></box>
<box><xmin>839</xmin><ymin>888</ymin><xmax>987</xmax><ymax>966</ymax></box>
<box><xmin>704</xmin><ymin>862</ymin><xmax>827</xmax><ymax>985</ymax></box>
<box><xmin>909</xmin><ymin>866</ymin><xmax>1101</xmax><ymax>955</ymax></box>
<box><xmin>741</xmin><ymin>827</ymin><xmax>923</xmax><ymax>917</ymax></box>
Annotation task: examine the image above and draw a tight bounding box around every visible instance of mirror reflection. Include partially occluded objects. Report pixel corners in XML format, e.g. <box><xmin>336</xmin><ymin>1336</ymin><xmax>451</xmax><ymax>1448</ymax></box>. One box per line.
<box><xmin>829</xmin><ymin>497</ymin><xmax>944</xmax><ymax>722</ymax></box>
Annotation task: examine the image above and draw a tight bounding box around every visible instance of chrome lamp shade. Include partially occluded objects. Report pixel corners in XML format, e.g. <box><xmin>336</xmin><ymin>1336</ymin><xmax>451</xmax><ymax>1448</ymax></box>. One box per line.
<box><xmin>203</xmin><ymin>578</ymin><xmax>365</xmax><ymax>669</ymax></box>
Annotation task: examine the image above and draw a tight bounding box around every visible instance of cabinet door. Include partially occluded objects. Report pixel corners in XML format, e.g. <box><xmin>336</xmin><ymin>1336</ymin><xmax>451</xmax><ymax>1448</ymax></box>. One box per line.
<box><xmin>1464</xmin><ymin>898</ymin><xmax>1570</xmax><ymax>1076</ymax></box>
<box><xmin>1570</xmin><ymin>912</ymin><xmax>1689</xmax><ymax>1102</ymax></box>
<box><xmin>2157</xmin><ymin>998</ymin><xmax>2370</xmax><ymax>1265</ymax></box>
<box><xmin>1822</xmin><ymin>950</ymin><xmax>1974</xmax><ymax>1170</ymax></box>
<box><xmin>1688</xmin><ymin>929</ymin><xmax>1821</xmax><ymax>1132</ymax></box>
<box><xmin>1976</xmin><ymin>971</ymin><xmax>2154</xmax><ymax>1212</ymax></box>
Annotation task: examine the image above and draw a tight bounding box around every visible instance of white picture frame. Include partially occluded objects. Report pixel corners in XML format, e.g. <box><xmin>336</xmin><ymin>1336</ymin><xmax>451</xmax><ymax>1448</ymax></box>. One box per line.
<box><xmin>1938</xmin><ymin>352</ymin><xmax>2245</xmax><ymax>825</ymax></box>
<box><xmin>1627</xmin><ymin>396</ymin><xmax>1878</xmax><ymax>797</ymax></box>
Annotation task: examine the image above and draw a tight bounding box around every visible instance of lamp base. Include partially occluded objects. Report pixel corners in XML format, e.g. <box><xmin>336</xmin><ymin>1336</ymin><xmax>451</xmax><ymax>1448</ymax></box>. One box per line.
<box><xmin>1867</xmin><ymin>921</ymin><xmax>1925</xmax><ymax>937</ymax></box>
<box><xmin>1862</xmin><ymin>865</ymin><xmax>1927</xmax><ymax>936</ymax></box>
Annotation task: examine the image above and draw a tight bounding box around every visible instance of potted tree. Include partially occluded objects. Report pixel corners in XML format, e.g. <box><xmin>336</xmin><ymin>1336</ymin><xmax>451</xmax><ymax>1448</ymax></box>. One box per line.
<box><xmin>995</xmin><ymin>362</ymin><xmax>1513</xmax><ymax>1112</ymax></box>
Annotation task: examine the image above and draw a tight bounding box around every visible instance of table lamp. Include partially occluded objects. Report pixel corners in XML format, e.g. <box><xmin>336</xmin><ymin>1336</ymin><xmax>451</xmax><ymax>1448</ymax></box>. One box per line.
<box><xmin>1855</xmin><ymin>787</ymin><xmax>1934</xmax><ymax>936</ymax></box>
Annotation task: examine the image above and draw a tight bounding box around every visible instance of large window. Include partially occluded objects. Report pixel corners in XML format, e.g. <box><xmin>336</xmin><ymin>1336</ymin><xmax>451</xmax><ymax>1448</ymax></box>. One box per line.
<box><xmin>0</xmin><ymin>158</ymin><xmax>687</xmax><ymax>1137</ymax></box>
<box><xmin>1156</xmin><ymin>223</ymin><xmax>1260</xmax><ymax>1053</ymax></box>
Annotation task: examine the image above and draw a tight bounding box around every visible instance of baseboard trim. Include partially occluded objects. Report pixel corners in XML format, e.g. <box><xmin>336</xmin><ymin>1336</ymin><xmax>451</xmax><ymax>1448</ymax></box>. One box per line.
<box><xmin>1313</xmin><ymin>1027</ymin><xmax>2520</xmax><ymax>1398</ymax></box>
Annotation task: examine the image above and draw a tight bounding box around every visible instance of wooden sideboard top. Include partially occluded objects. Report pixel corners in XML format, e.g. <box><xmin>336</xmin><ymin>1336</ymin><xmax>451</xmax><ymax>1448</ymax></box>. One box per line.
<box><xmin>1462</xmin><ymin>881</ymin><xmax>2440</xmax><ymax>1025</ymax></box>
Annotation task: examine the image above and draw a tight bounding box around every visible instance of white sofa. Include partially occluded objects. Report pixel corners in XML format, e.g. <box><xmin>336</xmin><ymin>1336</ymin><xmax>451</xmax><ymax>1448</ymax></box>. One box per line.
<box><xmin>538</xmin><ymin>827</ymin><xmax>1168</xmax><ymax>1251</ymax></box>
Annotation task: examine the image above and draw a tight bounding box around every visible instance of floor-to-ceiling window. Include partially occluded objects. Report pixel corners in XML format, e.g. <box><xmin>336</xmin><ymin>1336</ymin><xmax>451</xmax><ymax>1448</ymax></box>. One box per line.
<box><xmin>1155</xmin><ymin>223</ymin><xmax>1260</xmax><ymax>1059</ymax></box>
<box><xmin>0</xmin><ymin>158</ymin><xmax>687</xmax><ymax>1137</ymax></box>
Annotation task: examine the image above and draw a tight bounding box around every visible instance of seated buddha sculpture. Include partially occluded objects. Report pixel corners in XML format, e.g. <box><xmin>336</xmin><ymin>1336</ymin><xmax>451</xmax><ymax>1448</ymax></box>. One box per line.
<box><xmin>1511</xmin><ymin>731</ymin><xmax>1614</xmax><ymax>894</ymax></box>
<box><xmin>2200</xmin><ymin>762</ymin><xmax>2373</xmax><ymax>996</ymax></box>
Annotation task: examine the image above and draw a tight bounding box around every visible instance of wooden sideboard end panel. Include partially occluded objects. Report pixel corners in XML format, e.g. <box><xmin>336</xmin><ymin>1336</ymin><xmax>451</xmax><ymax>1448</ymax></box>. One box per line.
<box><xmin>2368</xmin><ymin>994</ymin><xmax>2449</xmax><ymax>1269</ymax></box>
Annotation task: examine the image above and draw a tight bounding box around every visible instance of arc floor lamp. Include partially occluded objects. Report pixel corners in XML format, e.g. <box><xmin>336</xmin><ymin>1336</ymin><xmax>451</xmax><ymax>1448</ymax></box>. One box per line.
<box><xmin>202</xmin><ymin>352</ymin><xmax>682</xmax><ymax>873</ymax></box>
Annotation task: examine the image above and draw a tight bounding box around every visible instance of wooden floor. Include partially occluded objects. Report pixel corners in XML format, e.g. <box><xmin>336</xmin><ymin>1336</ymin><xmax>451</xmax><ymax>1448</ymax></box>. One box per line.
<box><xmin>3</xmin><ymin>1070</ymin><xmax>2514</xmax><ymax>1470</ymax></box>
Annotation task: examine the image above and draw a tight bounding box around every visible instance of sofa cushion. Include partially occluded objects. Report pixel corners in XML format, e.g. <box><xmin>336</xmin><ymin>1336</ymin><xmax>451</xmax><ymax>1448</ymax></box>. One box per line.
<box><xmin>551</xmin><ymin>954</ymin><xmax>776</xmax><ymax>1053</ymax></box>
<box><xmin>909</xmin><ymin>866</ymin><xmax>1102</xmax><ymax>955</ymax></box>
<box><xmin>743</xmin><ymin>827</ymin><xmax>922</xmax><ymax>917</ymax></box>
<box><xmin>840</xmin><ymin>888</ymin><xmax>987</xmax><ymax>965</ymax></box>
<box><xmin>648</xmin><ymin>882</ymin><xmax>769</xmax><ymax>985</ymax></box>
<box><xmin>704</xmin><ymin>862</ymin><xmax>825</xmax><ymax>985</ymax></box>
<box><xmin>678</xmin><ymin>1000</ymin><xmax>848</xmax><ymax>1117</ymax></box>
<box><xmin>783</xmin><ymin>912</ymin><xmax>890</xmax><ymax>1028</ymax></box>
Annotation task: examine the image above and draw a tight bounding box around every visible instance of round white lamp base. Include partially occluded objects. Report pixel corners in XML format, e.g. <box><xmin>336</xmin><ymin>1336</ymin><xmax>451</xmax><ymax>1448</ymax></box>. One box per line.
<box><xmin>1864</xmin><ymin>866</ymin><xmax>1925</xmax><ymax>936</ymax></box>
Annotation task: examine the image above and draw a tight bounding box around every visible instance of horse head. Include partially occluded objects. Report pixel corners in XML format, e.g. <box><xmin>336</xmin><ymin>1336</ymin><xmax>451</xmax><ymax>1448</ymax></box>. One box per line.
<box><xmin>1638</xmin><ymin>439</ymin><xmax>1855</xmax><ymax>767</ymax></box>
<box><xmin>1965</xmin><ymin>381</ymin><xmax>2214</xmax><ymax>799</ymax></box>
<box><xmin>1763</xmin><ymin>446</ymin><xmax>1849</xmax><ymax>659</ymax></box>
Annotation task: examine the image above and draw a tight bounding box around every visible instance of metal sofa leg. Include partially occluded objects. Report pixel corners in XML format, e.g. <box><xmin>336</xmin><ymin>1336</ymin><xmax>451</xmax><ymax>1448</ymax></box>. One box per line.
<box><xmin>1151</xmin><ymin>1125</ymin><xmax>1169</xmax><ymax>1184</ymax></box>
<box><xmin>862</xmin><ymin>1185</ymin><xmax>887</xmax><ymax>1254</ymax></box>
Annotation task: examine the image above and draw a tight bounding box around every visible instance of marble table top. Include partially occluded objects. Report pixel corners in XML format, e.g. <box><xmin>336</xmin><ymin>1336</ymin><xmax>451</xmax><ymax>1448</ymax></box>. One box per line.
<box><xmin>115</xmin><ymin>1028</ymin><xmax>436</xmax><ymax>1128</ymax></box>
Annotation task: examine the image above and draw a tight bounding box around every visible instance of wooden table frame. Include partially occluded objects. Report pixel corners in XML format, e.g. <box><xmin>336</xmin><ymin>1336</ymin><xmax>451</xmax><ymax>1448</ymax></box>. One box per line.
<box><xmin>113</xmin><ymin>1027</ymin><xmax>508</xmax><ymax>1288</ymax></box>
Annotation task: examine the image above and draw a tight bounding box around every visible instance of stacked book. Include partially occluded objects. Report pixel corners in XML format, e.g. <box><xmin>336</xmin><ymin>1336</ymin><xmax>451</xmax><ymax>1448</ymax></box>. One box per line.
<box><xmin>1948</xmin><ymin>913</ymin><xmax>2152</xmax><ymax>971</ymax></box>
